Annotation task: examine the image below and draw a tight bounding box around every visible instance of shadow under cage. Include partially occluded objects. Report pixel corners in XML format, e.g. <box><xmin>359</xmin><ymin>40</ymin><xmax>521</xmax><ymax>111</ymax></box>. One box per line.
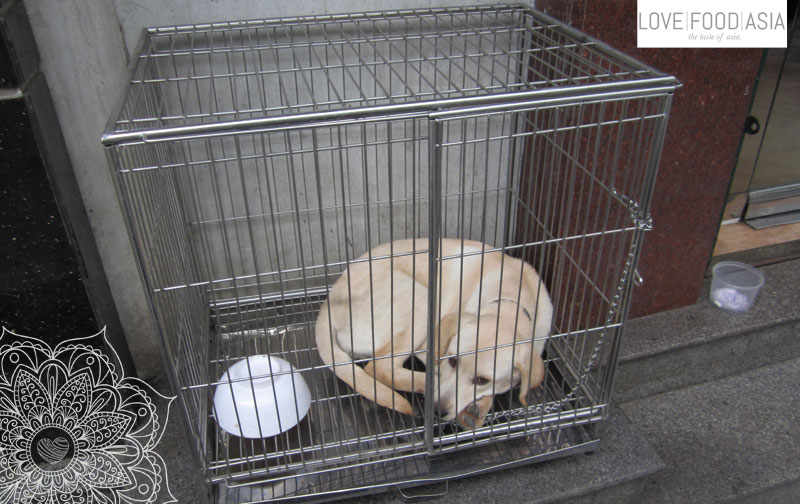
<box><xmin>103</xmin><ymin>4</ymin><xmax>677</xmax><ymax>502</ymax></box>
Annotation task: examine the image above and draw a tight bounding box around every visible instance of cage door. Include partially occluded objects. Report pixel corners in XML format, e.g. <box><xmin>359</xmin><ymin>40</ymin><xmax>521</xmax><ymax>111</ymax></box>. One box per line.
<box><xmin>423</xmin><ymin>112</ymin><xmax>533</xmax><ymax>453</ymax></box>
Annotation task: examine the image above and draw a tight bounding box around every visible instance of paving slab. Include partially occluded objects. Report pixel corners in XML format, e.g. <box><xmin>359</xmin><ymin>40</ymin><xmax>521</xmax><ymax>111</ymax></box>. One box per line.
<box><xmin>615</xmin><ymin>259</ymin><xmax>800</xmax><ymax>402</ymax></box>
<box><xmin>622</xmin><ymin>258</ymin><xmax>798</xmax><ymax>360</ymax></box>
<box><xmin>214</xmin><ymin>408</ymin><xmax>663</xmax><ymax>504</ymax></box>
<box><xmin>620</xmin><ymin>357</ymin><xmax>800</xmax><ymax>503</ymax></box>
<box><xmin>151</xmin><ymin>258</ymin><xmax>800</xmax><ymax>503</ymax></box>
<box><xmin>153</xmin><ymin>403</ymin><xmax>663</xmax><ymax>503</ymax></box>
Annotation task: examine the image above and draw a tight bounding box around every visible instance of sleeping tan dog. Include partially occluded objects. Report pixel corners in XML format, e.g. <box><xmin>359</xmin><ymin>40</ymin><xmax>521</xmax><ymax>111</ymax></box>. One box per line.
<box><xmin>315</xmin><ymin>238</ymin><xmax>552</xmax><ymax>429</ymax></box>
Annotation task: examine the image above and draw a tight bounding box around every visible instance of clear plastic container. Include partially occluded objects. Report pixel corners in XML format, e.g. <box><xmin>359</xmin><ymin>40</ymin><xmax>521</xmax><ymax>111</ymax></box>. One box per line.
<box><xmin>710</xmin><ymin>261</ymin><xmax>765</xmax><ymax>312</ymax></box>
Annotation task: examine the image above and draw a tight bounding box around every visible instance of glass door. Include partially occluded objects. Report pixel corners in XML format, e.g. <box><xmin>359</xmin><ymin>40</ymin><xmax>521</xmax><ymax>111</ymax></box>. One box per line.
<box><xmin>725</xmin><ymin>0</ymin><xmax>800</xmax><ymax>229</ymax></box>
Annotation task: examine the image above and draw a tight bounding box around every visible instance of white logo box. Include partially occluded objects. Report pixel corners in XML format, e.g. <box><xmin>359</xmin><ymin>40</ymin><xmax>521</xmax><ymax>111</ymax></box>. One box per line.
<box><xmin>638</xmin><ymin>0</ymin><xmax>787</xmax><ymax>48</ymax></box>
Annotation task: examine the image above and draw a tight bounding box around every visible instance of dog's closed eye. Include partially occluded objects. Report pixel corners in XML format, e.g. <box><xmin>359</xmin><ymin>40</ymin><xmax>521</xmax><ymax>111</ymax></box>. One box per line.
<box><xmin>474</xmin><ymin>376</ymin><xmax>490</xmax><ymax>386</ymax></box>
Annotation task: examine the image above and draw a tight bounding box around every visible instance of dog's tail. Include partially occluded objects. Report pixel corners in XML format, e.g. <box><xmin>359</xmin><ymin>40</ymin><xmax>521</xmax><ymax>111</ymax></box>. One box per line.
<box><xmin>315</xmin><ymin>301</ymin><xmax>414</xmax><ymax>416</ymax></box>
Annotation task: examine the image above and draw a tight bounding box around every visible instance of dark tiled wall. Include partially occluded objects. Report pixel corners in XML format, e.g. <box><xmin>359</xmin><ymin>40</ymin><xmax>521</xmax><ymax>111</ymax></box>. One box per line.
<box><xmin>539</xmin><ymin>0</ymin><xmax>762</xmax><ymax>317</ymax></box>
<box><xmin>0</xmin><ymin>96</ymin><xmax>97</xmax><ymax>343</ymax></box>
<box><xmin>0</xmin><ymin>1</ymin><xmax>115</xmax><ymax>353</ymax></box>
<box><xmin>0</xmin><ymin>48</ymin><xmax>97</xmax><ymax>347</ymax></box>
<box><xmin>0</xmin><ymin>0</ymin><xmax>134</xmax><ymax>371</ymax></box>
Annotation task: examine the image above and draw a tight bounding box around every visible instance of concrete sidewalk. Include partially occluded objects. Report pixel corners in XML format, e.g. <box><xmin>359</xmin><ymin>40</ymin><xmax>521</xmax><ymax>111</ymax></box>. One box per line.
<box><xmin>622</xmin><ymin>357</ymin><xmax>800</xmax><ymax>503</ymax></box>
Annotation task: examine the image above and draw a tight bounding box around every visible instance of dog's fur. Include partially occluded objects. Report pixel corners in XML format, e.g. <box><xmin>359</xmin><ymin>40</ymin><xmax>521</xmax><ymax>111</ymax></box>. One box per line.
<box><xmin>315</xmin><ymin>238</ymin><xmax>552</xmax><ymax>429</ymax></box>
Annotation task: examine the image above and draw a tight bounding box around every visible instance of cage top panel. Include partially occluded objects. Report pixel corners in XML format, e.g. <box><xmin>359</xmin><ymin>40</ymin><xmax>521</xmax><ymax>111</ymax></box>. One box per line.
<box><xmin>103</xmin><ymin>4</ymin><xmax>677</xmax><ymax>145</ymax></box>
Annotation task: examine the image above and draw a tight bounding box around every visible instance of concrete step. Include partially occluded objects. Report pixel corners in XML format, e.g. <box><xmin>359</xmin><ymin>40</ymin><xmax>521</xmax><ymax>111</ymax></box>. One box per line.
<box><xmin>160</xmin><ymin>388</ymin><xmax>664</xmax><ymax>504</ymax></box>
<box><xmin>620</xmin><ymin>356</ymin><xmax>800</xmax><ymax>503</ymax></box>
<box><xmin>159</xmin><ymin>259</ymin><xmax>800</xmax><ymax>503</ymax></box>
<box><xmin>614</xmin><ymin>258</ymin><xmax>800</xmax><ymax>403</ymax></box>
<box><xmin>346</xmin><ymin>408</ymin><xmax>664</xmax><ymax>504</ymax></box>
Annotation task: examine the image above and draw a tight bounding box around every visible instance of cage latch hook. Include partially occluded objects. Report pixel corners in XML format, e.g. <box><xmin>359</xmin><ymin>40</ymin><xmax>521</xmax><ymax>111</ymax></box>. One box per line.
<box><xmin>634</xmin><ymin>212</ymin><xmax>654</xmax><ymax>232</ymax></box>
<box><xmin>633</xmin><ymin>269</ymin><xmax>644</xmax><ymax>287</ymax></box>
<box><xmin>627</xmin><ymin>204</ymin><xmax>653</xmax><ymax>232</ymax></box>
<box><xmin>612</xmin><ymin>187</ymin><xmax>653</xmax><ymax>232</ymax></box>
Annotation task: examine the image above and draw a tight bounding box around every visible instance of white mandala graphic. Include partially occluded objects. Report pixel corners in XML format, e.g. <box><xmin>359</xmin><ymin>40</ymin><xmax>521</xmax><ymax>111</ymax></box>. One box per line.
<box><xmin>0</xmin><ymin>327</ymin><xmax>176</xmax><ymax>504</ymax></box>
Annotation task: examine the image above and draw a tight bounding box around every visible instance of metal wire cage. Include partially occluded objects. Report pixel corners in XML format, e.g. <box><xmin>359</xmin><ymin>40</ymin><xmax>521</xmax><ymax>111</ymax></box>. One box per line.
<box><xmin>103</xmin><ymin>4</ymin><xmax>677</xmax><ymax>501</ymax></box>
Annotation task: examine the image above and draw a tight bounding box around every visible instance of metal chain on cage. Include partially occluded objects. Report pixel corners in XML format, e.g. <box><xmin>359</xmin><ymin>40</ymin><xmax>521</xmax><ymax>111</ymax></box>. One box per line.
<box><xmin>579</xmin><ymin>246</ymin><xmax>636</xmax><ymax>380</ymax></box>
<box><xmin>578</xmin><ymin>190</ymin><xmax>653</xmax><ymax>380</ymax></box>
<box><xmin>555</xmin><ymin>189</ymin><xmax>653</xmax><ymax>410</ymax></box>
<box><xmin>616</xmin><ymin>188</ymin><xmax>654</xmax><ymax>232</ymax></box>
<box><xmin>483</xmin><ymin>400</ymin><xmax>572</xmax><ymax>424</ymax></box>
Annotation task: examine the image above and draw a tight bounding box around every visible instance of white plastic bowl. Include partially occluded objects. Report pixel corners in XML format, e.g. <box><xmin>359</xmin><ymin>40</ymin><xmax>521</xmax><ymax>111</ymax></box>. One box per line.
<box><xmin>213</xmin><ymin>355</ymin><xmax>311</xmax><ymax>438</ymax></box>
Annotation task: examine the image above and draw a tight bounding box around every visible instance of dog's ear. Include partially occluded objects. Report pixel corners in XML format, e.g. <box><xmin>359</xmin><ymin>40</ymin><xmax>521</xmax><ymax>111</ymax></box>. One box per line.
<box><xmin>434</xmin><ymin>313</ymin><xmax>471</xmax><ymax>358</ymax></box>
<box><xmin>513</xmin><ymin>351</ymin><xmax>545</xmax><ymax>407</ymax></box>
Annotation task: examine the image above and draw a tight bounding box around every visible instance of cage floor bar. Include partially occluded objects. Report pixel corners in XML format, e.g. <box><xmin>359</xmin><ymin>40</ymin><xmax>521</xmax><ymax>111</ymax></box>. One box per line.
<box><xmin>217</xmin><ymin>425</ymin><xmax>597</xmax><ymax>503</ymax></box>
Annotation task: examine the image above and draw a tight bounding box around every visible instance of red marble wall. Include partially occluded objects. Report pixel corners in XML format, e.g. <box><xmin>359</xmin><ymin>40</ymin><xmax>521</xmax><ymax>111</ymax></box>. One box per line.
<box><xmin>538</xmin><ymin>0</ymin><xmax>762</xmax><ymax>317</ymax></box>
